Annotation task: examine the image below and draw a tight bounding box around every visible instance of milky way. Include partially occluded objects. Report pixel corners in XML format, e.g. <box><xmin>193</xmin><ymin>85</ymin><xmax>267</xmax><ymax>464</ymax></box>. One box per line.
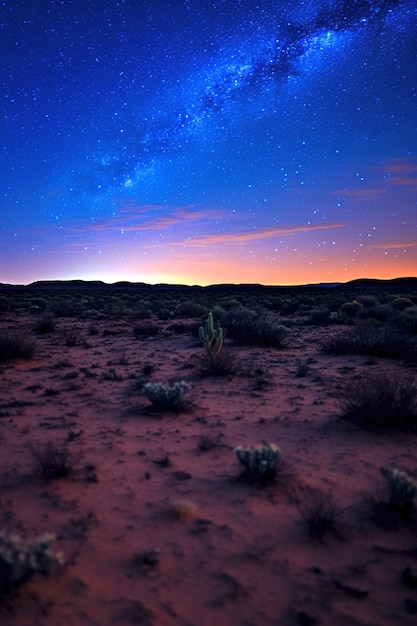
<box><xmin>1</xmin><ymin>0</ymin><xmax>416</xmax><ymax>284</ymax></box>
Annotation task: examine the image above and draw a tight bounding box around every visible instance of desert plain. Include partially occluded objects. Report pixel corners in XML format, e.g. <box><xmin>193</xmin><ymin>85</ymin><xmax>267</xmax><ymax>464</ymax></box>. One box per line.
<box><xmin>0</xmin><ymin>278</ymin><xmax>417</xmax><ymax>626</ymax></box>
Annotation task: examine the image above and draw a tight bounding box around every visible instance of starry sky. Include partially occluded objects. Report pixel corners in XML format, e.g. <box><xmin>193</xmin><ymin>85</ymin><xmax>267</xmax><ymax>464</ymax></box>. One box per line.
<box><xmin>1</xmin><ymin>0</ymin><xmax>416</xmax><ymax>286</ymax></box>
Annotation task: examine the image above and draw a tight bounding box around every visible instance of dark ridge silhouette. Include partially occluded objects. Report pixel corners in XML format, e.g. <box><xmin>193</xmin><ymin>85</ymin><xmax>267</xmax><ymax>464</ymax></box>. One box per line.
<box><xmin>0</xmin><ymin>277</ymin><xmax>416</xmax><ymax>295</ymax></box>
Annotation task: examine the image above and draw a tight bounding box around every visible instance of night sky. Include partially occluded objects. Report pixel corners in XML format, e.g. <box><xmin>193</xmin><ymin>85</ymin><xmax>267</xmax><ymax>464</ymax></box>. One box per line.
<box><xmin>1</xmin><ymin>0</ymin><xmax>416</xmax><ymax>285</ymax></box>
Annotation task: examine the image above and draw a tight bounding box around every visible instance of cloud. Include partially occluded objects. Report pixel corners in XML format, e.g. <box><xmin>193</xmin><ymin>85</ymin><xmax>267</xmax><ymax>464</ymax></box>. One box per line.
<box><xmin>381</xmin><ymin>158</ymin><xmax>417</xmax><ymax>190</ymax></box>
<box><xmin>368</xmin><ymin>241</ymin><xmax>417</xmax><ymax>250</ymax></box>
<box><xmin>170</xmin><ymin>222</ymin><xmax>345</xmax><ymax>247</ymax></box>
<box><xmin>64</xmin><ymin>204</ymin><xmax>227</xmax><ymax>235</ymax></box>
<box><xmin>333</xmin><ymin>188</ymin><xmax>386</xmax><ymax>201</ymax></box>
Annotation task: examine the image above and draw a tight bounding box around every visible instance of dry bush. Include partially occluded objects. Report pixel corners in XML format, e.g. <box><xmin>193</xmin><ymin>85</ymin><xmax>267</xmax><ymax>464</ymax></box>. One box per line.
<box><xmin>33</xmin><ymin>313</ymin><xmax>55</xmax><ymax>334</ymax></box>
<box><xmin>321</xmin><ymin>323</ymin><xmax>415</xmax><ymax>360</ymax></box>
<box><xmin>222</xmin><ymin>308</ymin><xmax>289</xmax><ymax>348</ymax></box>
<box><xmin>0</xmin><ymin>329</ymin><xmax>35</xmax><ymax>363</ymax></box>
<box><xmin>28</xmin><ymin>440</ymin><xmax>75</xmax><ymax>480</ymax></box>
<box><xmin>305</xmin><ymin>307</ymin><xmax>332</xmax><ymax>325</ymax></box>
<box><xmin>176</xmin><ymin>301</ymin><xmax>207</xmax><ymax>318</ymax></box>
<box><xmin>297</xmin><ymin>490</ymin><xmax>343</xmax><ymax>540</ymax></box>
<box><xmin>133</xmin><ymin>320</ymin><xmax>159</xmax><ymax>336</ymax></box>
<box><xmin>199</xmin><ymin>348</ymin><xmax>239</xmax><ymax>376</ymax></box>
<box><xmin>338</xmin><ymin>372</ymin><xmax>417</xmax><ymax>431</ymax></box>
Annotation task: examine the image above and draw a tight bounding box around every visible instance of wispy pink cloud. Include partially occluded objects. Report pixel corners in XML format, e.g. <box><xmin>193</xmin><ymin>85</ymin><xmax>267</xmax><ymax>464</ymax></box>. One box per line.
<box><xmin>333</xmin><ymin>188</ymin><xmax>385</xmax><ymax>200</ymax></box>
<box><xmin>380</xmin><ymin>158</ymin><xmax>417</xmax><ymax>190</ymax></box>
<box><xmin>169</xmin><ymin>222</ymin><xmax>345</xmax><ymax>247</ymax></box>
<box><xmin>368</xmin><ymin>241</ymin><xmax>417</xmax><ymax>250</ymax></box>
<box><xmin>65</xmin><ymin>203</ymin><xmax>229</xmax><ymax>234</ymax></box>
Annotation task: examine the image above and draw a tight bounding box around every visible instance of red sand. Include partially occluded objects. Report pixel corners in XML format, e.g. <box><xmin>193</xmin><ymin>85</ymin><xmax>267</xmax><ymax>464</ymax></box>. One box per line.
<box><xmin>0</xmin><ymin>312</ymin><xmax>416</xmax><ymax>625</ymax></box>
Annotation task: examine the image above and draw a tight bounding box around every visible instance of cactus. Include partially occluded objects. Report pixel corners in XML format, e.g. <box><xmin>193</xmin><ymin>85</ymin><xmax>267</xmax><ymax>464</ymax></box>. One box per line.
<box><xmin>142</xmin><ymin>381</ymin><xmax>191</xmax><ymax>410</ymax></box>
<box><xmin>199</xmin><ymin>312</ymin><xmax>224</xmax><ymax>361</ymax></box>
<box><xmin>234</xmin><ymin>443</ymin><xmax>281</xmax><ymax>481</ymax></box>
<box><xmin>380</xmin><ymin>467</ymin><xmax>416</xmax><ymax>514</ymax></box>
<box><xmin>0</xmin><ymin>532</ymin><xmax>62</xmax><ymax>599</ymax></box>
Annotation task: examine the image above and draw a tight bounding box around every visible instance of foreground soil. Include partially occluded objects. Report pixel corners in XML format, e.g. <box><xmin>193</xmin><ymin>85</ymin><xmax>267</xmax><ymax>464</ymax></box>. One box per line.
<box><xmin>1</xmin><ymin>299</ymin><xmax>416</xmax><ymax>625</ymax></box>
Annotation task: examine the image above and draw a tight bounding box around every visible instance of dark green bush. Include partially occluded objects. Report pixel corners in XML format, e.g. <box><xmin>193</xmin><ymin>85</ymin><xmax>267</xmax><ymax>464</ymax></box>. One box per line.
<box><xmin>390</xmin><ymin>297</ymin><xmax>414</xmax><ymax>311</ymax></box>
<box><xmin>222</xmin><ymin>308</ymin><xmax>289</xmax><ymax>347</ymax></box>
<box><xmin>51</xmin><ymin>298</ymin><xmax>83</xmax><ymax>317</ymax></box>
<box><xmin>340</xmin><ymin>300</ymin><xmax>363</xmax><ymax>318</ymax></box>
<box><xmin>305</xmin><ymin>308</ymin><xmax>331</xmax><ymax>325</ymax></box>
<box><xmin>176</xmin><ymin>301</ymin><xmax>207</xmax><ymax>318</ymax></box>
<box><xmin>356</xmin><ymin>304</ymin><xmax>393</xmax><ymax>322</ymax></box>
<box><xmin>390</xmin><ymin>306</ymin><xmax>417</xmax><ymax>334</ymax></box>
<box><xmin>357</xmin><ymin>294</ymin><xmax>379</xmax><ymax>308</ymax></box>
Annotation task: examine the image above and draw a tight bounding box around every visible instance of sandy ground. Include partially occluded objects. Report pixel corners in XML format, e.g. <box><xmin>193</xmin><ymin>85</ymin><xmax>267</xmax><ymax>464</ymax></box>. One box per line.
<box><xmin>0</xmin><ymin>305</ymin><xmax>416</xmax><ymax>625</ymax></box>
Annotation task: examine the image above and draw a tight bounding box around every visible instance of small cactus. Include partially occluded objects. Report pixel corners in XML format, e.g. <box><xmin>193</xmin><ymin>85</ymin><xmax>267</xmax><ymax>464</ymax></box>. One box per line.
<box><xmin>234</xmin><ymin>443</ymin><xmax>281</xmax><ymax>482</ymax></box>
<box><xmin>199</xmin><ymin>312</ymin><xmax>224</xmax><ymax>361</ymax></box>
<box><xmin>380</xmin><ymin>467</ymin><xmax>416</xmax><ymax>515</ymax></box>
<box><xmin>142</xmin><ymin>381</ymin><xmax>191</xmax><ymax>410</ymax></box>
<box><xmin>0</xmin><ymin>532</ymin><xmax>62</xmax><ymax>599</ymax></box>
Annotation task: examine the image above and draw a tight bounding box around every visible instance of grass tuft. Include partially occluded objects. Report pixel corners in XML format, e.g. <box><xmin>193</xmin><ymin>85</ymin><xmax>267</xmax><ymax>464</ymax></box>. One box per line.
<box><xmin>297</xmin><ymin>490</ymin><xmax>343</xmax><ymax>540</ymax></box>
<box><xmin>28</xmin><ymin>440</ymin><xmax>74</xmax><ymax>480</ymax></box>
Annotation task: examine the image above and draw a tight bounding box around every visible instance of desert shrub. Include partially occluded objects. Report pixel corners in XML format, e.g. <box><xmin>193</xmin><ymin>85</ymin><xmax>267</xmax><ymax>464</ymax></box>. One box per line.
<box><xmin>234</xmin><ymin>443</ymin><xmax>282</xmax><ymax>483</ymax></box>
<box><xmin>63</xmin><ymin>329</ymin><xmax>80</xmax><ymax>346</ymax></box>
<box><xmin>217</xmin><ymin>298</ymin><xmax>242</xmax><ymax>310</ymax></box>
<box><xmin>337</xmin><ymin>372</ymin><xmax>417</xmax><ymax>431</ymax></box>
<box><xmin>200</xmin><ymin>348</ymin><xmax>239</xmax><ymax>376</ymax></box>
<box><xmin>0</xmin><ymin>532</ymin><xmax>62</xmax><ymax>600</ymax></box>
<box><xmin>340</xmin><ymin>300</ymin><xmax>363</xmax><ymax>318</ymax></box>
<box><xmin>29</xmin><ymin>297</ymin><xmax>49</xmax><ymax>311</ymax></box>
<box><xmin>357</xmin><ymin>294</ymin><xmax>379</xmax><ymax>308</ymax></box>
<box><xmin>250</xmin><ymin>320</ymin><xmax>289</xmax><ymax>347</ymax></box>
<box><xmin>176</xmin><ymin>301</ymin><xmax>207</xmax><ymax>318</ymax></box>
<box><xmin>88</xmin><ymin>323</ymin><xmax>99</xmax><ymax>335</ymax></box>
<box><xmin>211</xmin><ymin>305</ymin><xmax>226</xmax><ymax>322</ymax></box>
<box><xmin>221</xmin><ymin>307</ymin><xmax>257</xmax><ymax>336</ymax></box>
<box><xmin>390</xmin><ymin>306</ymin><xmax>417</xmax><ymax>335</ymax></box>
<box><xmin>142</xmin><ymin>381</ymin><xmax>191</xmax><ymax>410</ymax></box>
<box><xmin>155</xmin><ymin>307</ymin><xmax>172</xmax><ymax>320</ymax></box>
<box><xmin>0</xmin><ymin>329</ymin><xmax>35</xmax><ymax>363</ymax></box>
<box><xmin>33</xmin><ymin>313</ymin><xmax>55</xmax><ymax>334</ymax></box>
<box><xmin>166</xmin><ymin>320</ymin><xmax>196</xmax><ymax>335</ymax></box>
<box><xmin>356</xmin><ymin>304</ymin><xmax>393</xmax><ymax>322</ymax></box>
<box><xmin>380</xmin><ymin>467</ymin><xmax>416</xmax><ymax>517</ymax></box>
<box><xmin>222</xmin><ymin>308</ymin><xmax>289</xmax><ymax>347</ymax></box>
<box><xmin>28</xmin><ymin>441</ymin><xmax>74</xmax><ymax>479</ymax></box>
<box><xmin>133</xmin><ymin>320</ymin><xmax>159</xmax><ymax>336</ymax></box>
<box><xmin>321</xmin><ymin>324</ymin><xmax>414</xmax><ymax>359</ymax></box>
<box><xmin>390</xmin><ymin>297</ymin><xmax>414</xmax><ymax>311</ymax></box>
<box><xmin>279</xmin><ymin>298</ymin><xmax>300</xmax><ymax>315</ymax></box>
<box><xmin>0</xmin><ymin>296</ymin><xmax>9</xmax><ymax>314</ymax></box>
<box><xmin>297</xmin><ymin>490</ymin><xmax>343</xmax><ymax>540</ymax></box>
<box><xmin>51</xmin><ymin>298</ymin><xmax>83</xmax><ymax>317</ymax></box>
<box><xmin>305</xmin><ymin>307</ymin><xmax>331</xmax><ymax>325</ymax></box>
<box><xmin>133</xmin><ymin>305</ymin><xmax>153</xmax><ymax>320</ymax></box>
<box><xmin>197</xmin><ymin>433</ymin><xmax>222</xmax><ymax>452</ymax></box>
